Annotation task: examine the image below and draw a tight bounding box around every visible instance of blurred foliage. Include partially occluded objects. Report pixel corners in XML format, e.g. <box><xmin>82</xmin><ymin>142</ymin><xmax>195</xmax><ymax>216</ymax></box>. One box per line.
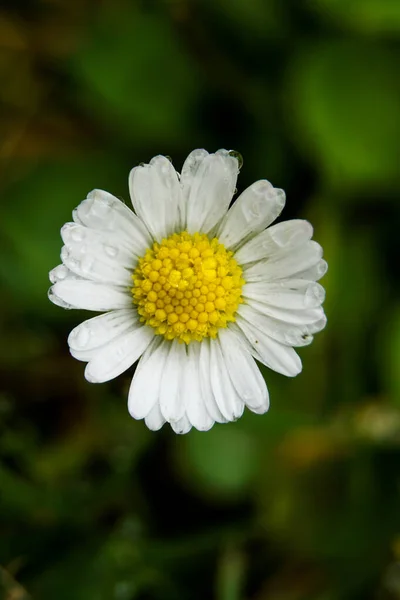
<box><xmin>1</xmin><ymin>0</ymin><xmax>400</xmax><ymax>599</ymax></box>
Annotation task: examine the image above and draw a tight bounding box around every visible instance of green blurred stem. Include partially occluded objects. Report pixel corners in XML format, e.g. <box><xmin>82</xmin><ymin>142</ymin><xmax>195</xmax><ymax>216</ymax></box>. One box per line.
<box><xmin>217</xmin><ymin>545</ymin><xmax>246</xmax><ymax>600</ymax></box>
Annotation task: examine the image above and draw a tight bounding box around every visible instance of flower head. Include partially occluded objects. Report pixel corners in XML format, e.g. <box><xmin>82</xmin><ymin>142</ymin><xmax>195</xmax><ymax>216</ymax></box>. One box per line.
<box><xmin>49</xmin><ymin>149</ymin><xmax>327</xmax><ymax>434</ymax></box>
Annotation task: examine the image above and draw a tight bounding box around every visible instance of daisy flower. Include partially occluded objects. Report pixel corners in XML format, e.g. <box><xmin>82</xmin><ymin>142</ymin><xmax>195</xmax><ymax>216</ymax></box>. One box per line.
<box><xmin>49</xmin><ymin>149</ymin><xmax>327</xmax><ymax>434</ymax></box>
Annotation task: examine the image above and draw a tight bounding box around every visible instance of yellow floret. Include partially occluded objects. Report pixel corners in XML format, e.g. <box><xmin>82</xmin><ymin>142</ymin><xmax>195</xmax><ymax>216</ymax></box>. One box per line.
<box><xmin>131</xmin><ymin>231</ymin><xmax>244</xmax><ymax>343</ymax></box>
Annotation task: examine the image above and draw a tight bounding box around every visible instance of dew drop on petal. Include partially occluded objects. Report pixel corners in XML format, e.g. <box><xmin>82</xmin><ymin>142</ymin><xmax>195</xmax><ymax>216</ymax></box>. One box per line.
<box><xmin>71</xmin><ymin>228</ymin><xmax>85</xmax><ymax>242</ymax></box>
<box><xmin>228</xmin><ymin>150</ymin><xmax>243</xmax><ymax>169</ymax></box>
<box><xmin>75</xmin><ymin>324</ymin><xmax>91</xmax><ymax>348</ymax></box>
<box><xmin>49</xmin><ymin>265</ymin><xmax>69</xmax><ymax>283</ymax></box>
<box><xmin>305</xmin><ymin>283</ymin><xmax>325</xmax><ymax>307</ymax></box>
<box><xmin>104</xmin><ymin>244</ymin><xmax>119</xmax><ymax>258</ymax></box>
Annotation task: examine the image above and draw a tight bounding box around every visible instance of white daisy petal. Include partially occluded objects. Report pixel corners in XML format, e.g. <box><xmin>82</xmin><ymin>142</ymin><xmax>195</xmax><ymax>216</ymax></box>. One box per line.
<box><xmin>170</xmin><ymin>414</ymin><xmax>192</xmax><ymax>435</ymax></box>
<box><xmin>183</xmin><ymin>149</ymin><xmax>239</xmax><ymax>234</ymax></box>
<box><xmin>179</xmin><ymin>149</ymin><xmax>210</xmax><ymax>228</ymax></box>
<box><xmin>49</xmin><ymin>280</ymin><xmax>131</xmax><ymax>311</ymax></box>
<box><xmin>237</xmin><ymin>304</ymin><xmax>320</xmax><ymax>347</ymax></box>
<box><xmin>180</xmin><ymin>148</ymin><xmax>209</xmax><ymax>208</ymax></box>
<box><xmin>49</xmin><ymin>148</ymin><xmax>328</xmax><ymax>434</ymax></box>
<box><xmin>236</xmin><ymin>315</ymin><xmax>302</xmax><ymax>376</ymax></box>
<box><xmin>48</xmin><ymin>265</ymin><xmax>85</xmax><ymax>308</ymax></box>
<box><xmin>48</xmin><ymin>288</ymin><xmax>75</xmax><ymax>310</ymax></box>
<box><xmin>84</xmin><ymin>324</ymin><xmax>154</xmax><ymax>384</ymax></box>
<box><xmin>243</xmin><ymin>280</ymin><xmax>325</xmax><ymax>309</ymax></box>
<box><xmin>49</xmin><ymin>264</ymin><xmax>77</xmax><ymax>284</ymax></box>
<box><xmin>210</xmin><ymin>338</ymin><xmax>244</xmax><ymax>421</ymax></box>
<box><xmin>218</xmin><ymin>328</ymin><xmax>269</xmax><ymax>414</ymax></box>
<box><xmin>308</xmin><ymin>315</ymin><xmax>328</xmax><ymax>334</ymax></box>
<box><xmin>235</xmin><ymin>220</ymin><xmax>314</xmax><ymax>265</ymax></box>
<box><xmin>68</xmin><ymin>309</ymin><xmax>136</xmax><ymax>355</ymax></box>
<box><xmin>62</xmin><ymin>223</ymin><xmax>137</xmax><ymax>268</ymax></box>
<box><xmin>297</xmin><ymin>259</ymin><xmax>328</xmax><ymax>281</ymax></box>
<box><xmin>145</xmin><ymin>403</ymin><xmax>166</xmax><ymax>431</ymax></box>
<box><xmin>129</xmin><ymin>155</ymin><xmax>182</xmax><ymax>241</ymax></box>
<box><xmin>60</xmin><ymin>244</ymin><xmax>131</xmax><ymax>287</ymax></box>
<box><xmin>74</xmin><ymin>190</ymin><xmax>151</xmax><ymax>256</ymax></box>
<box><xmin>243</xmin><ymin>240</ymin><xmax>323</xmax><ymax>282</ymax></box>
<box><xmin>128</xmin><ymin>338</ymin><xmax>168</xmax><ymax>420</ymax></box>
<box><xmin>198</xmin><ymin>339</ymin><xmax>228</xmax><ymax>424</ymax></box>
<box><xmin>60</xmin><ymin>221</ymin><xmax>134</xmax><ymax>286</ymax></box>
<box><xmin>183</xmin><ymin>343</ymin><xmax>214</xmax><ymax>431</ymax></box>
<box><xmin>159</xmin><ymin>339</ymin><xmax>186</xmax><ymax>422</ymax></box>
<box><xmin>239</xmin><ymin>301</ymin><xmax>324</xmax><ymax>327</ymax></box>
<box><xmin>217</xmin><ymin>180</ymin><xmax>285</xmax><ymax>250</ymax></box>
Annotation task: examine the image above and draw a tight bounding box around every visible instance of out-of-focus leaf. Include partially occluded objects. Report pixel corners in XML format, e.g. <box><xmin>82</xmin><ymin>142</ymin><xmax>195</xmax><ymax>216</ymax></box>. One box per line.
<box><xmin>288</xmin><ymin>41</ymin><xmax>400</xmax><ymax>189</ymax></box>
<box><xmin>71</xmin><ymin>6</ymin><xmax>202</xmax><ymax>144</ymax></box>
<box><xmin>310</xmin><ymin>0</ymin><xmax>400</xmax><ymax>34</ymax></box>
<box><xmin>380</xmin><ymin>306</ymin><xmax>400</xmax><ymax>405</ymax></box>
<box><xmin>212</xmin><ymin>0</ymin><xmax>286</xmax><ymax>39</ymax></box>
<box><xmin>0</xmin><ymin>155</ymin><xmax>127</xmax><ymax>314</ymax></box>
<box><xmin>177</xmin><ymin>426</ymin><xmax>258</xmax><ymax>500</ymax></box>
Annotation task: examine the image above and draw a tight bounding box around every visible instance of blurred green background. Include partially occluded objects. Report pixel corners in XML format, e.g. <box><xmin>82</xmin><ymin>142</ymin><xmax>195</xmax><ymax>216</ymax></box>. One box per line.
<box><xmin>1</xmin><ymin>0</ymin><xmax>400</xmax><ymax>598</ymax></box>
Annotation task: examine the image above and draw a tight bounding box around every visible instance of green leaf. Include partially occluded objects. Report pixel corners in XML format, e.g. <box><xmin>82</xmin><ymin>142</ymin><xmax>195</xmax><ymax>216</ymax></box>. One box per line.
<box><xmin>71</xmin><ymin>6</ymin><xmax>201</xmax><ymax>144</ymax></box>
<box><xmin>310</xmin><ymin>0</ymin><xmax>400</xmax><ymax>34</ymax></box>
<box><xmin>288</xmin><ymin>41</ymin><xmax>400</xmax><ymax>189</ymax></box>
<box><xmin>177</xmin><ymin>426</ymin><xmax>258</xmax><ymax>500</ymax></box>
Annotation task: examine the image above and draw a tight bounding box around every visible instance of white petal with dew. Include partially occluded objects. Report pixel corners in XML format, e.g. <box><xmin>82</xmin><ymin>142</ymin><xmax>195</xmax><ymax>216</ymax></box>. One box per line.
<box><xmin>235</xmin><ymin>220</ymin><xmax>314</xmax><ymax>265</ymax></box>
<box><xmin>50</xmin><ymin>280</ymin><xmax>131</xmax><ymax>311</ymax></box>
<box><xmin>128</xmin><ymin>337</ymin><xmax>168</xmax><ymax>420</ymax></box>
<box><xmin>218</xmin><ymin>328</ymin><xmax>269</xmax><ymax>414</ymax></box>
<box><xmin>49</xmin><ymin>264</ymin><xmax>79</xmax><ymax>284</ymax></box>
<box><xmin>170</xmin><ymin>414</ymin><xmax>192</xmax><ymax>435</ymax></box>
<box><xmin>62</xmin><ymin>221</ymin><xmax>137</xmax><ymax>267</ymax></box>
<box><xmin>68</xmin><ymin>309</ymin><xmax>136</xmax><ymax>362</ymax></box>
<box><xmin>296</xmin><ymin>259</ymin><xmax>328</xmax><ymax>282</ymax></box>
<box><xmin>243</xmin><ymin>280</ymin><xmax>325</xmax><ymax>309</ymax></box>
<box><xmin>84</xmin><ymin>324</ymin><xmax>154</xmax><ymax>383</ymax></box>
<box><xmin>145</xmin><ymin>403</ymin><xmax>166</xmax><ymax>431</ymax></box>
<box><xmin>60</xmin><ymin>238</ymin><xmax>132</xmax><ymax>287</ymax></box>
<box><xmin>209</xmin><ymin>339</ymin><xmax>244</xmax><ymax>421</ymax></box>
<box><xmin>217</xmin><ymin>180</ymin><xmax>285</xmax><ymax>250</ymax></box>
<box><xmin>183</xmin><ymin>343</ymin><xmax>214</xmax><ymax>431</ymax></box>
<box><xmin>240</xmin><ymin>300</ymin><xmax>325</xmax><ymax>327</ymax></box>
<box><xmin>74</xmin><ymin>190</ymin><xmax>151</xmax><ymax>255</ymax></box>
<box><xmin>243</xmin><ymin>241</ymin><xmax>323</xmax><ymax>282</ymax></box>
<box><xmin>129</xmin><ymin>155</ymin><xmax>182</xmax><ymax>242</ymax></box>
<box><xmin>198</xmin><ymin>339</ymin><xmax>228</xmax><ymax>423</ymax></box>
<box><xmin>159</xmin><ymin>339</ymin><xmax>186</xmax><ymax>422</ymax></box>
<box><xmin>183</xmin><ymin>149</ymin><xmax>239</xmax><ymax>234</ymax></box>
<box><xmin>236</xmin><ymin>315</ymin><xmax>302</xmax><ymax>377</ymax></box>
<box><xmin>237</xmin><ymin>305</ymin><xmax>320</xmax><ymax>347</ymax></box>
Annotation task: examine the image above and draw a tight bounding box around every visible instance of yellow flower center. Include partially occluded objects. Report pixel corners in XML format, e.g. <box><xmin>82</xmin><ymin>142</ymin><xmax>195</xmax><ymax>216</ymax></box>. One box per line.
<box><xmin>131</xmin><ymin>231</ymin><xmax>244</xmax><ymax>344</ymax></box>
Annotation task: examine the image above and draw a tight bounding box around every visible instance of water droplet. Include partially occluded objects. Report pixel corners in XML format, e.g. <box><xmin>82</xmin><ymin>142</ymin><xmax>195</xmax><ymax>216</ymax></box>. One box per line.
<box><xmin>283</xmin><ymin>330</ymin><xmax>298</xmax><ymax>346</ymax></box>
<box><xmin>71</xmin><ymin>228</ymin><xmax>84</xmax><ymax>242</ymax></box>
<box><xmin>305</xmin><ymin>283</ymin><xmax>324</xmax><ymax>307</ymax></box>
<box><xmin>244</xmin><ymin>199</ymin><xmax>264</xmax><ymax>221</ymax></box>
<box><xmin>48</xmin><ymin>288</ymin><xmax>73</xmax><ymax>309</ymax></box>
<box><xmin>104</xmin><ymin>244</ymin><xmax>118</xmax><ymax>258</ymax></box>
<box><xmin>165</xmin><ymin>155</ymin><xmax>173</xmax><ymax>164</ymax></box>
<box><xmin>269</xmin><ymin>225</ymin><xmax>292</xmax><ymax>247</ymax></box>
<box><xmin>75</xmin><ymin>325</ymin><xmax>91</xmax><ymax>348</ymax></box>
<box><xmin>317</xmin><ymin>260</ymin><xmax>328</xmax><ymax>278</ymax></box>
<box><xmin>61</xmin><ymin>246</ymin><xmax>70</xmax><ymax>261</ymax></box>
<box><xmin>49</xmin><ymin>265</ymin><xmax>68</xmax><ymax>283</ymax></box>
<box><xmin>228</xmin><ymin>150</ymin><xmax>243</xmax><ymax>169</ymax></box>
<box><xmin>80</xmin><ymin>254</ymin><xmax>94</xmax><ymax>274</ymax></box>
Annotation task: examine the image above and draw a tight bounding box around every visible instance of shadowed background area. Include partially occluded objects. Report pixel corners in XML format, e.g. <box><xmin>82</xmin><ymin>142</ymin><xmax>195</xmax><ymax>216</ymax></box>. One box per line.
<box><xmin>1</xmin><ymin>0</ymin><xmax>400</xmax><ymax>599</ymax></box>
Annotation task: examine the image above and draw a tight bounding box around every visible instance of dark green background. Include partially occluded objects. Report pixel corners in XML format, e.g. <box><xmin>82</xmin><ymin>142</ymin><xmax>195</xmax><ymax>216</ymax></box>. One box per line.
<box><xmin>1</xmin><ymin>1</ymin><xmax>400</xmax><ymax>598</ymax></box>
